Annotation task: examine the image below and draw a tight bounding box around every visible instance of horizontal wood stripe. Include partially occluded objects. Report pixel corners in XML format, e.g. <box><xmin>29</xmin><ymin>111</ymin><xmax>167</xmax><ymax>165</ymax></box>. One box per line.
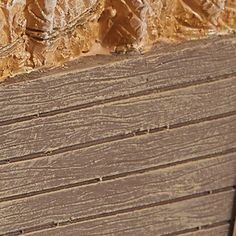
<box><xmin>0</xmin><ymin>154</ymin><xmax>235</xmax><ymax>234</ymax></box>
<box><xmin>0</xmin><ymin>115</ymin><xmax>235</xmax><ymax>199</ymax></box>
<box><xmin>0</xmin><ymin>36</ymin><xmax>235</xmax><ymax>123</ymax></box>
<box><xmin>0</xmin><ymin>77</ymin><xmax>235</xmax><ymax>161</ymax></box>
<box><xmin>23</xmin><ymin>190</ymin><xmax>235</xmax><ymax>236</ymax></box>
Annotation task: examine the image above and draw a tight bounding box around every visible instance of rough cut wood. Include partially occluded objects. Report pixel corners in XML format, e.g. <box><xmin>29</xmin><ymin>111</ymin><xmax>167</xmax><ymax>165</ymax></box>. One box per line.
<box><xmin>183</xmin><ymin>224</ymin><xmax>230</xmax><ymax>236</ymax></box>
<box><xmin>0</xmin><ymin>36</ymin><xmax>235</xmax><ymax>123</ymax></box>
<box><xmin>0</xmin><ymin>36</ymin><xmax>235</xmax><ymax>236</ymax></box>
<box><xmin>0</xmin><ymin>115</ymin><xmax>235</xmax><ymax>199</ymax></box>
<box><xmin>23</xmin><ymin>190</ymin><xmax>235</xmax><ymax>236</ymax></box>
<box><xmin>0</xmin><ymin>77</ymin><xmax>235</xmax><ymax>161</ymax></box>
<box><xmin>0</xmin><ymin>154</ymin><xmax>235</xmax><ymax>234</ymax></box>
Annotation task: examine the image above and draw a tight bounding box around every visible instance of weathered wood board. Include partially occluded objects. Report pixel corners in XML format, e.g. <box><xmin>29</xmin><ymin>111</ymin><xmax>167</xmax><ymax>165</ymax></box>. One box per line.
<box><xmin>22</xmin><ymin>190</ymin><xmax>235</xmax><ymax>236</ymax></box>
<box><xmin>0</xmin><ymin>154</ymin><xmax>235</xmax><ymax>234</ymax></box>
<box><xmin>0</xmin><ymin>115</ymin><xmax>235</xmax><ymax>199</ymax></box>
<box><xmin>0</xmin><ymin>35</ymin><xmax>235</xmax><ymax>236</ymax></box>
<box><xmin>0</xmin><ymin>36</ymin><xmax>235</xmax><ymax>123</ymax></box>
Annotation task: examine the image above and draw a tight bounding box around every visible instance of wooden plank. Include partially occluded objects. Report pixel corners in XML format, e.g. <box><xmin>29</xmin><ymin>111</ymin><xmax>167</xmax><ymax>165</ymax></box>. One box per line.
<box><xmin>23</xmin><ymin>190</ymin><xmax>235</xmax><ymax>236</ymax></box>
<box><xmin>0</xmin><ymin>154</ymin><xmax>235</xmax><ymax>234</ymax></box>
<box><xmin>0</xmin><ymin>115</ymin><xmax>235</xmax><ymax>199</ymax></box>
<box><xmin>0</xmin><ymin>36</ymin><xmax>235</xmax><ymax>123</ymax></box>
<box><xmin>0</xmin><ymin>77</ymin><xmax>235</xmax><ymax>161</ymax></box>
<box><xmin>183</xmin><ymin>224</ymin><xmax>230</xmax><ymax>236</ymax></box>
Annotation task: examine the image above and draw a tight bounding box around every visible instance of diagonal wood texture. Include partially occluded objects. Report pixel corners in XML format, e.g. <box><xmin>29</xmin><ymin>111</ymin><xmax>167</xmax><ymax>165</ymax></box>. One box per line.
<box><xmin>0</xmin><ymin>35</ymin><xmax>235</xmax><ymax>236</ymax></box>
<box><xmin>0</xmin><ymin>153</ymin><xmax>235</xmax><ymax>234</ymax></box>
<box><xmin>22</xmin><ymin>190</ymin><xmax>235</xmax><ymax>236</ymax></box>
<box><xmin>0</xmin><ymin>77</ymin><xmax>235</xmax><ymax>162</ymax></box>
<box><xmin>0</xmin><ymin>115</ymin><xmax>235</xmax><ymax>199</ymax></box>
<box><xmin>0</xmin><ymin>35</ymin><xmax>235</xmax><ymax>123</ymax></box>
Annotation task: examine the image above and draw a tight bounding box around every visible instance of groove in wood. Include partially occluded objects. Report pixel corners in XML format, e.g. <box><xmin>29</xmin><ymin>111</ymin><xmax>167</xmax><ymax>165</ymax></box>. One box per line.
<box><xmin>0</xmin><ymin>115</ymin><xmax>235</xmax><ymax>199</ymax></box>
<box><xmin>0</xmin><ymin>35</ymin><xmax>235</xmax><ymax>236</ymax></box>
<box><xmin>21</xmin><ymin>190</ymin><xmax>235</xmax><ymax>236</ymax></box>
<box><xmin>0</xmin><ymin>154</ymin><xmax>235</xmax><ymax>234</ymax></box>
<box><xmin>0</xmin><ymin>77</ymin><xmax>235</xmax><ymax>161</ymax></box>
<box><xmin>0</xmin><ymin>36</ymin><xmax>235</xmax><ymax>123</ymax></box>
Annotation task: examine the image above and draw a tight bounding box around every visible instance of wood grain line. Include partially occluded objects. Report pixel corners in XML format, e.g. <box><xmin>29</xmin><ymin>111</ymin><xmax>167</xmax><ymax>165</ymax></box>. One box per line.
<box><xmin>1</xmin><ymin>114</ymin><xmax>235</xmax><ymax>199</ymax></box>
<box><xmin>6</xmin><ymin>188</ymin><xmax>234</xmax><ymax>236</ymax></box>
<box><xmin>31</xmin><ymin>187</ymin><xmax>236</xmax><ymax>224</ymax></box>
<box><xmin>0</xmin><ymin>76</ymin><xmax>235</xmax><ymax>162</ymax></box>
<box><xmin>0</xmin><ymin>152</ymin><xmax>235</xmax><ymax>234</ymax></box>
<box><xmin>0</xmin><ymin>148</ymin><xmax>235</xmax><ymax>203</ymax></box>
<box><xmin>0</xmin><ymin>35</ymin><xmax>235</xmax><ymax>123</ymax></box>
<box><xmin>164</xmin><ymin>221</ymin><xmax>230</xmax><ymax>236</ymax></box>
<box><xmin>0</xmin><ymin>110</ymin><xmax>235</xmax><ymax>165</ymax></box>
<box><xmin>0</xmin><ymin>72</ymin><xmax>235</xmax><ymax>128</ymax></box>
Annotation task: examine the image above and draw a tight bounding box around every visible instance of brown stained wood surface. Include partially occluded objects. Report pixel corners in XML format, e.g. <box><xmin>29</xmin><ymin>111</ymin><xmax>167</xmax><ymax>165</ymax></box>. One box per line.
<box><xmin>0</xmin><ymin>153</ymin><xmax>236</xmax><ymax>234</ymax></box>
<box><xmin>0</xmin><ymin>36</ymin><xmax>236</xmax><ymax>236</ymax></box>
<box><xmin>24</xmin><ymin>190</ymin><xmax>235</xmax><ymax>236</ymax></box>
<box><xmin>0</xmin><ymin>77</ymin><xmax>235</xmax><ymax>162</ymax></box>
<box><xmin>0</xmin><ymin>115</ymin><xmax>235</xmax><ymax>199</ymax></box>
<box><xmin>0</xmin><ymin>35</ymin><xmax>235</xmax><ymax>123</ymax></box>
<box><xmin>182</xmin><ymin>224</ymin><xmax>230</xmax><ymax>236</ymax></box>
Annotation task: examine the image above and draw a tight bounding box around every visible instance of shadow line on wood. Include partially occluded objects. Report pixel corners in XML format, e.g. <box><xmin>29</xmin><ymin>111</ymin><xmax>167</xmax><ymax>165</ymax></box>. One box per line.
<box><xmin>0</xmin><ymin>72</ymin><xmax>235</xmax><ymax>128</ymax></box>
<box><xmin>0</xmin><ymin>147</ymin><xmax>235</xmax><ymax>203</ymax></box>
<box><xmin>1</xmin><ymin>110</ymin><xmax>235</xmax><ymax>166</ymax></box>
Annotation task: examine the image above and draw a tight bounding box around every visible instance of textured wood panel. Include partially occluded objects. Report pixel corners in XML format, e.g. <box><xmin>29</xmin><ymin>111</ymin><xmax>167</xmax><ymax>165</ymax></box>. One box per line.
<box><xmin>0</xmin><ymin>154</ymin><xmax>235</xmax><ymax>234</ymax></box>
<box><xmin>0</xmin><ymin>36</ymin><xmax>235</xmax><ymax>123</ymax></box>
<box><xmin>183</xmin><ymin>224</ymin><xmax>230</xmax><ymax>236</ymax></box>
<box><xmin>0</xmin><ymin>77</ymin><xmax>235</xmax><ymax>162</ymax></box>
<box><xmin>23</xmin><ymin>190</ymin><xmax>235</xmax><ymax>236</ymax></box>
<box><xmin>0</xmin><ymin>36</ymin><xmax>235</xmax><ymax>236</ymax></box>
<box><xmin>0</xmin><ymin>115</ymin><xmax>235</xmax><ymax>199</ymax></box>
